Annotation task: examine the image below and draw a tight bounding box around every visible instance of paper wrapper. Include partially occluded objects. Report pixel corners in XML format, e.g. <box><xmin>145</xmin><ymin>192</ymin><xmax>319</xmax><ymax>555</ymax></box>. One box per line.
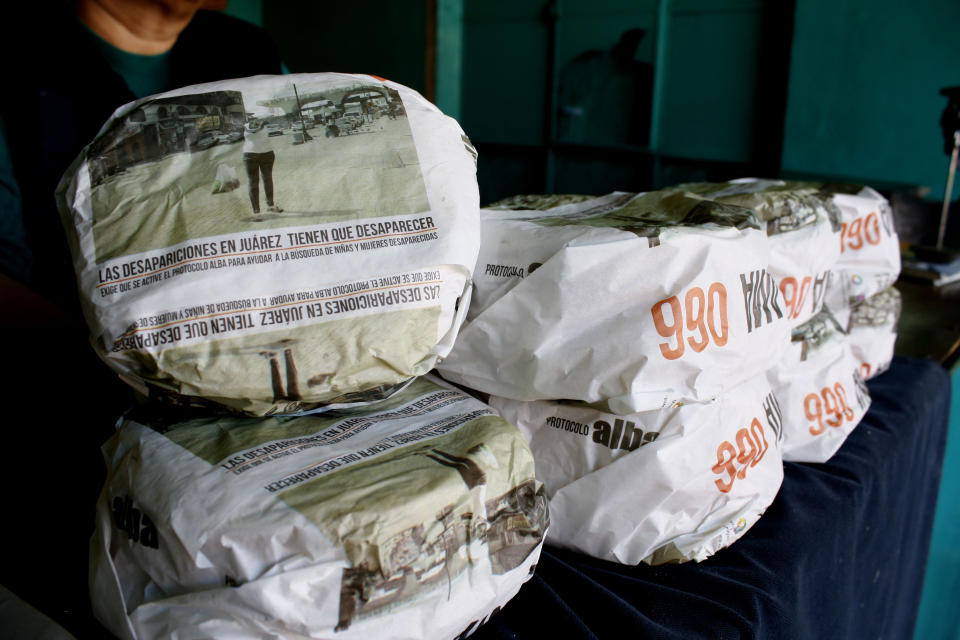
<box><xmin>669</xmin><ymin>178</ymin><xmax>842</xmax><ymax>327</ymax></box>
<box><xmin>845</xmin><ymin>286</ymin><xmax>901</xmax><ymax>380</ymax></box>
<box><xmin>767</xmin><ymin>310</ymin><xmax>872</xmax><ymax>463</ymax></box>
<box><xmin>825</xmin><ymin>185</ymin><xmax>900</xmax><ymax>312</ymax></box>
<box><xmin>90</xmin><ymin>375</ymin><xmax>547</xmax><ymax>640</ymax></box>
<box><xmin>437</xmin><ymin>191</ymin><xmax>791</xmax><ymax>413</ymax></box>
<box><xmin>490</xmin><ymin>373</ymin><xmax>783</xmax><ymax>564</ymax></box>
<box><xmin>57</xmin><ymin>73</ymin><xmax>480</xmax><ymax>416</ymax></box>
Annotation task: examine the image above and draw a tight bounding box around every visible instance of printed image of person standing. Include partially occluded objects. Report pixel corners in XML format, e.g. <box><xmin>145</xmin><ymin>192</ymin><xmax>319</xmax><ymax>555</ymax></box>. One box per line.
<box><xmin>243</xmin><ymin>117</ymin><xmax>283</xmax><ymax>219</ymax></box>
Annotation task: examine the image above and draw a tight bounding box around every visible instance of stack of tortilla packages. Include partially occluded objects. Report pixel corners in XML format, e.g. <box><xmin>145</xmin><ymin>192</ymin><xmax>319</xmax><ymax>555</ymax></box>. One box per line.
<box><xmin>57</xmin><ymin>74</ymin><xmax>547</xmax><ymax>639</ymax></box>
<box><xmin>437</xmin><ymin>178</ymin><xmax>900</xmax><ymax>565</ymax></box>
<box><xmin>437</xmin><ymin>188</ymin><xmax>792</xmax><ymax>564</ymax></box>
<box><xmin>671</xmin><ymin>180</ymin><xmax>901</xmax><ymax>463</ymax></box>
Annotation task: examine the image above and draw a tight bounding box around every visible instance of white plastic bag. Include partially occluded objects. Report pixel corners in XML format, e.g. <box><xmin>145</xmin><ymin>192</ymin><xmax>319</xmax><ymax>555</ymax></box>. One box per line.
<box><xmin>490</xmin><ymin>373</ymin><xmax>784</xmax><ymax>564</ymax></box>
<box><xmin>57</xmin><ymin>73</ymin><xmax>480</xmax><ymax>415</ymax></box>
<box><xmin>212</xmin><ymin>163</ymin><xmax>239</xmax><ymax>193</ymax></box>
<box><xmin>90</xmin><ymin>375</ymin><xmax>546</xmax><ymax>640</ymax></box>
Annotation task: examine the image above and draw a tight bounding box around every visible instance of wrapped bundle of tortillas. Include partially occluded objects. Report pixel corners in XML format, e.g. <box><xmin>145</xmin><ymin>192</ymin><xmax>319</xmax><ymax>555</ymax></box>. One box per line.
<box><xmin>667</xmin><ymin>178</ymin><xmax>842</xmax><ymax>328</ymax></box>
<box><xmin>823</xmin><ymin>184</ymin><xmax>900</xmax><ymax>321</ymax></box>
<box><xmin>767</xmin><ymin>309</ymin><xmax>871</xmax><ymax>463</ymax></box>
<box><xmin>845</xmin><ymin>286</ymin><xmax>901</xmax><ymax>380</ymax></box>
<box><xmin>489</xmin><ymin>373</ymin><xmax>784</xmax><ymax>564</ymax></box>
<box><xmin>57</xmin><ymin>73</ymin><xmax>480</xmax><ymax>416</ymax></box>
<box><xmin>90</xmin><ymin>375</ymin><xmax>547</xmax><ymax>640</ymax></box>
<box><xmin>436</xmin><ymin>190</ymin><xmax>791</xmax><ymax>414</ymax></box>
<box><xmin>487</xmin><ymin>193</ymin><xmax>599</xmax><ymax>211</ymax></box>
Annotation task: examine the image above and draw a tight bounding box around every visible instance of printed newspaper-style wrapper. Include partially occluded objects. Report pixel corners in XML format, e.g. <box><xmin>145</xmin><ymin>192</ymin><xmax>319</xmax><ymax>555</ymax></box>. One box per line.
<box><xmin>57</xmin><ymin>73</ymin><xmax>480</xmax><ymax>416</ymax></box>
<box><xmin>90</xmin><ymin>375</ymin><xmax>547</xmax><ymax>640</ymax></box>
<box><xmin>490</xmin><ymin>373</ymin><xmax>784</xmax><ymax>565</ymax></box>
<box><xmin>767</xmin><ymin>309</ymin><xmax>871</xmax><ymax>463</ymax></box>
<box><xmin>670</xmin><ymin>178</ymin><xmax>842</xmax><ymax>327</ymax></box>
<box><xmin>825</xmin><ymin>185</ymin><xmax>900</xmax><ymax>313</ymax></box>
<box><xmin>437</xmin><ymin>191</ymin><xmax>791</xmax><ymax>413</ymax></box>
<box><xmin>846</xmin><ymin>286</ymin><xmax>900</xmax><ymax>380</ymax></box>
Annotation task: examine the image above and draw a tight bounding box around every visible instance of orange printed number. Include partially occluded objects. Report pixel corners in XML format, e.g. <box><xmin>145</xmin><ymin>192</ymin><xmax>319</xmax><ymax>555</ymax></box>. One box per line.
<box><xmin>712</xmin><ymin>441</ymin><xmax>738</xmax><ymax>493</ymax></box>
<box><xmin>652</xmin><ymin>296</ymin><xmax>684</xmax><ymax>359</ymax></box>
<box><xmin>822</xmin><ymin>387</ymin><xmax>843</xmax><ymax>427</ymax></box>
<box><xmin>707</xmin><ymin>282</ymin><xmax>729</xmax><ymax>346</ymax></box>
<box><xmin>835</xmin><ymin>383</ymin><xmax>855</xmax><ymax>421</ymax></box>
<box><xmin>652</xmin><ymin>283</ymin><xmax>728</xmax><ymax>360</ymax></box>
<box><xmin>804</xmin><ymin>393</ymin><xmax>825</xmax><ymax>435</ymax></box>
<box><xmin>713</xmin><ymin>418</ymin><xmax>768</xmax><ymax>493</ymax></box>
<box><xmin>686</xmin><ymin>287</ymin><xmax>709</xmax><ymax>352</ymax></box>
<box><xmin>779</xmin><ymin>276</ymin><xmax>811</xmax><ymax>320</ymax></box>
<box><xmin>840</xmin><ymin>211</ymin><xmax>882</xmax><ymax>253</ymax></box>
<box><xmin>804</xmin><ymin>381</ymin><xmax>856</xmax><ymax>436</ymax></box>
<box><xmin>750</xmin><ymin>417</ymin><xmax>769</xmax><ymax>462</ymax></box>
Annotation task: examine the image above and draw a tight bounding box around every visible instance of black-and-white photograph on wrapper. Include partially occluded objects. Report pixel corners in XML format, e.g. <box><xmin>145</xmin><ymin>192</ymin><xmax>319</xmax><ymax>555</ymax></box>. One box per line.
<box><xmin>794</xmin><ymin>309</ymin><xmax>846</xmax><ymax>361</ymax></box>
<box><xmin>849</xmin><ymin>286</ymin><xmax>902</xmax><ymax>329</ymax></box>
<box><xmin>85</xmin><ymin>78</ymin><xmax>428</xmax><ymax>263</ymax></box>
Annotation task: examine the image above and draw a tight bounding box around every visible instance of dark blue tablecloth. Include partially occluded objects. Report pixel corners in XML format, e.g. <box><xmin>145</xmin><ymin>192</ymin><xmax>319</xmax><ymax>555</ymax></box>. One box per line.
<box><xmin>473</xmin><ymin>356</ymin><xmax>951</xmax><ymax>640</ymax></box>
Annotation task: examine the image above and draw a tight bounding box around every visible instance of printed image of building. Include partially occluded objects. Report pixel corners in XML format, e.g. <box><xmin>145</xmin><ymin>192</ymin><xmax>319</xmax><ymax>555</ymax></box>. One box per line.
<box><xmin>335</xmin><ymin>477</ymin><xmax>548</xmax><ymax>631</ymax></box>
<box><xmin>87</xmin><ymin>91</ymin><xmax>246</xmax><ymax>187</ymax></box>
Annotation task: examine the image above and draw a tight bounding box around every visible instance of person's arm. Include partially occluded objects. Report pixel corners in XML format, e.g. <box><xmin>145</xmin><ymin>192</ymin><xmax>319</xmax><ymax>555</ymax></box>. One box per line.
<box><xmin>0</xmin><ymin>272</ymin><xmax>74</xmax><ymax>329</ymax></box>
<box><xmin>0</xmin><ymin>117</ymin><xmax>77</xmax><ymax>330</ymax></box>
<box><xmin>0</xmin><ymin>117</ymin><xmax>32</xmax><ymax>289</ymax></box>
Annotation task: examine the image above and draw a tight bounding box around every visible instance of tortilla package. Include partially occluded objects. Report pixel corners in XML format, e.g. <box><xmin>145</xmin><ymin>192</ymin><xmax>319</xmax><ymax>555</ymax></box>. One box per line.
<box><xmin>846</xmin><ymin>286</ymin><xmax>901</xmax><ymax>380</ymax></box>
<box><xmin>90</xmin><ymin>375</ymin><xmax>547</xmax><ymax>640</ymax></box>
<box><xmin>767</xmin><ymin>309</ymin><xmax>871</xmax><ymax>463</ymax></box>
<box><xmin>436</xmin><ymin>191</ymin><xmax>791</xmax><ymax>414</ymax></box>
<box><xmin>489</xmin><ymin>373</ymin><xmax>784</xmax><ymax>564</ymax></box>
<box><xmin>57</xmin><ymin>73</ymin><xmax>480</xmax><ymax>416</ymax></box>
<box><xmin>825</xmin><ymin>184</ymin><xmax>900</xmax><ymax>315</ymax></box>
<box><xmin>670</xmin><ymin>178</ymin><xmax>842</xmax><ymax>328</ymax></box>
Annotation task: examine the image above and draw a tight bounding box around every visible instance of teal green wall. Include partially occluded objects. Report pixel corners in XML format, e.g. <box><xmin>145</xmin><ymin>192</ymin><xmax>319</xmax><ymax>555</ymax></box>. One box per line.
<box><xmin>436</xmin><ymin>0</ymin><xmax>465</xmax><ymax>120</ymax></box>
<box><xmin>658</xmin><ymin>0</ymin><xmax>765</xmax><ymax>162</ymax></box>
<box><xmin>782</xmin><ymin>0</ymin><xmax>960</xmax><ymax>199</ymax></box>
<box><xmin>262</xmin><ymin>2</ymin><xmax>428</xmax><ymax>94</ymax></box>
<box><xmin>461</xmin><ymin>0</ymin><xmax>549</xmax><ymax>146</ymax></box>
<box><xmin>458</xmin><ymin>0</ymin><xmax>959</xmax><ymax>201</ymax></box>
<box><xmin>224</xmin><ymin>0</ymin><xmax>262</xmax><ymax>27</ymax></box>
<box><xmin>459</xmin><ymin>0</ymin><xmax>792</xmax><ymax>201</ymax></box>
<box><xmin>461</xmin><ymin>0</ymin><xmax>772</xmax><ymax>157</ymax></box>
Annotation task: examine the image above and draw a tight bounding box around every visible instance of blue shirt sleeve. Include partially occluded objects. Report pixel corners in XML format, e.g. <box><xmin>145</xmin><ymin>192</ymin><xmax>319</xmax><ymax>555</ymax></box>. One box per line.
<box><xmin>0</xmin><ymin>117</ymin><xmax>31</xmax><ymax>284</ymax></box>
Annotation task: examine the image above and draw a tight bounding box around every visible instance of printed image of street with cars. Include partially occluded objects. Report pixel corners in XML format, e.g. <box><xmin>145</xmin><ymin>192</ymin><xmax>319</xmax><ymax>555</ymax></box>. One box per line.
<box><xmin>84</xmin><ymin>79</ymin><xmax>429</xmax><ymax>263</ymax></box>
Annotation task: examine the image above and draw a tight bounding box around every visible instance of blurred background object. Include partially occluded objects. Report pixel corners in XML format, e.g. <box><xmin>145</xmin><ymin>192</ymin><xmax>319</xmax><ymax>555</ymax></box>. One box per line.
<box><xmin>936</xmin><ymin>86</ymin><xmax>960</xmax><ymax>249</ymax></box>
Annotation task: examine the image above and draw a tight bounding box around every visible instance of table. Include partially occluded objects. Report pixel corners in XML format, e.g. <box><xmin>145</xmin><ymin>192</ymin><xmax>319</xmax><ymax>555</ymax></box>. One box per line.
<box><xmin>894</xmin><ymin>277</ymin><xmax>960</xmax><ymax>369</ymax></box>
